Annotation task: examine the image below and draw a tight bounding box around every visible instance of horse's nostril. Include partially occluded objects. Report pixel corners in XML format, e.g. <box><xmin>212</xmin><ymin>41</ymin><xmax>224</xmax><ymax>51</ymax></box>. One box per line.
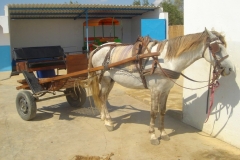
<box><xmin>229</xmin><ymin>68</ymin><xmax>232</xmax><ymax>72</ymax></box>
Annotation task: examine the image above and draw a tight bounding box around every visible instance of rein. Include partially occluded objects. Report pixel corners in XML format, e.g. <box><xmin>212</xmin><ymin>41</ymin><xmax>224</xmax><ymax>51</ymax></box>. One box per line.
<box><xmin>157</xmin><ymin>37</ymin><xmax>228</xmax><ymax>85</ymax></box>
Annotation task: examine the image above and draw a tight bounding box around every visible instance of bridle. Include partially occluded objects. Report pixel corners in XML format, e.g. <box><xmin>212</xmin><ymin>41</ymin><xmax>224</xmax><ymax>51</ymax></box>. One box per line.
<box><xmin>203</xmin><ymin>37</ymin><xmax>229</xmax><ymax>83</ymax></box>
<box><xmin>201</xmin><ymin>37</ymin><xmax>230</xmax><ymax>122</ymax></box>
<box><xmin>150</xmin><ymin>36</ymin><xmax>230</xmax><ymax>90</ymax></box>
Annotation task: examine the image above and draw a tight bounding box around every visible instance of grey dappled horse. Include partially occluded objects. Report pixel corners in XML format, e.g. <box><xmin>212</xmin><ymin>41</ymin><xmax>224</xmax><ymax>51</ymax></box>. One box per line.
<box><xmin>88</xmin><ymin>29</ymin><xmax>233</xmax><ymax>145</ymax></box>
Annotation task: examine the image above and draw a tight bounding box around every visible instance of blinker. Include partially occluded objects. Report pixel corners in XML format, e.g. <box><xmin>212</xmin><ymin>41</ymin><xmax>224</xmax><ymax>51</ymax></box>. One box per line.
<box><xmin>210</xmin><ymin>41</ymin><xmax>220</xmax><ymax>53</ymax></box>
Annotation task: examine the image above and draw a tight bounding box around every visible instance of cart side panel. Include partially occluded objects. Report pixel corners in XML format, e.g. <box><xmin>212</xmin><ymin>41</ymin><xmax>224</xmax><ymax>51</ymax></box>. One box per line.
<box><xmin>66</xmin><ymin>54</ymin><xmax>88</xmax><ymax>77</ymax></box>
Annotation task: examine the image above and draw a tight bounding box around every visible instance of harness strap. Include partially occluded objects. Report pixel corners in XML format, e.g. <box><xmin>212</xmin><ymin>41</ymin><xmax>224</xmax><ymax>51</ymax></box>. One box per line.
<box><xmin>143</xmin><ymin>68</ymin><xmax>181</xmax><ymax>79</ymax></box>
<box><xmin>134</xmin><ymin>37</ymin><xmax>158</xmax><ymax>89</ymax></box>
<box><xmin>148</xmin><ymin>58</ymin><xmax>221</xmax><ymax>90</ymax></box>
<box><xmin>93</xmin><ymin>39</ymin><xmax>156</xmax><ymax>89</ymax></box>
<box><xmin>99</xmin><ymin>46</ymin><xmax>115</xmax><ymax>82</ymax></box>
<box><xmin>135</xmin><ymin>43</ymin><xmax>149</xmax><ymax>89</ymax></box>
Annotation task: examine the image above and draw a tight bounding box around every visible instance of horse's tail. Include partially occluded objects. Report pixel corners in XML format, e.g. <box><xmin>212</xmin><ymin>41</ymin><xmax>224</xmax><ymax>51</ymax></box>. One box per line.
<box><xmin>87</xmin><ymin>50</ymin><xmax>103</xmax><ymax>111</ymax></box>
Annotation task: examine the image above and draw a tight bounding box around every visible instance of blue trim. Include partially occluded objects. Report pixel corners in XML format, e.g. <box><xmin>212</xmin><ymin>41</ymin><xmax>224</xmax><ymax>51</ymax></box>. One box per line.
<box><xmin>74</xmin><ymin>9</ymin><xmax>88</xmax><ymax>20</ymax></box>
<box><xmin>0</xmin><ymin>45</ymin><xmax>12</xmax><ymax>72</ymax></box>
<box><xmin>85</xmin><ymin>10</ymin><xmax>89</xmax><ymax>53</ymax></box>
<box><xmin>141</xmin><ymin>19</ymin><xmax>166</xmax><ymax>41</ymax></box>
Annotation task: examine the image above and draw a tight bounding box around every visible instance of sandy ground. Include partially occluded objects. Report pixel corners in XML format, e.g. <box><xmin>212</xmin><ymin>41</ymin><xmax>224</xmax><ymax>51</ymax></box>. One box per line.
<box><xmin>0</xmin><ymin>73</ymin><xmax>240</xmax><ymax>160</ymax></box>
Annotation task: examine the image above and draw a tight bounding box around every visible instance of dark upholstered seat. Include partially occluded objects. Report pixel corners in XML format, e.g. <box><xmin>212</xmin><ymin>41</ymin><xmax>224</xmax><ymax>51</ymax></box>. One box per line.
<box><xmin>13</xmin><ymin>46</ymin><xmax>66</xmax><ymax>72</ymax></box>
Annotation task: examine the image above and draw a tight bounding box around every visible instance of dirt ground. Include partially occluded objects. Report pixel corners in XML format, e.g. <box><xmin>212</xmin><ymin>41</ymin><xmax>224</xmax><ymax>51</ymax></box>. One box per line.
<box><xmin>0</xmin><ymin>73</ymin><xmax>240</xmax><ymax>160</ymax></box>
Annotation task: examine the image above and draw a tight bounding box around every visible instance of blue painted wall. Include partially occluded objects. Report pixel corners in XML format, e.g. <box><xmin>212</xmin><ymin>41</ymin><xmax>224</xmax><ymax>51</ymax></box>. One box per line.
<box><xmin>141</xmin><ymin>19</ymin><xmax>166</xmax><ymax>41</ymax></box>
<box><xmin>0</xmin><ymin>45</ymin><xmax>12</xmax><ymax>71</ymax></box>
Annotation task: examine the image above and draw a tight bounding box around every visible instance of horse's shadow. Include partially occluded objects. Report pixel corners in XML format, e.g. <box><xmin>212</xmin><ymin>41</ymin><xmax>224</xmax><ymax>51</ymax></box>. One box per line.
<box><xmin>105</xmin><ymin>103</ymin><xmax>150</xmax><ymax>130</ymax></box>
<box><xmin>32</xmin><ymin>73</ymin><xmax>239</xmax><ymax>138</ymax></box>
<box><xmin>33</xmin><ymin>93</ymin><xmax>207</xmax><ymax>138</ymax></box>
<box><xmin>33</xmin><ymin>98</ymin><xmax>101</xmax><ymax>121</ymax></box>
<box><xmin>183</xmin><ymin>72</ymin><xmax>240</xmax><ymax>137</ymax></box>
<box><xmin>107</xmin><ymin>102</ymin><xmax>205</xmax><ymax>138</ymax></box>
<box><xmin>34</xmin><ymin>95</ymin><xmax>154</xmax><ymax>132</ymax></box>
<box><xmin>35</xmin><ymin>97</ymin><xmax>151</xmax><ymax>125</ymax></box>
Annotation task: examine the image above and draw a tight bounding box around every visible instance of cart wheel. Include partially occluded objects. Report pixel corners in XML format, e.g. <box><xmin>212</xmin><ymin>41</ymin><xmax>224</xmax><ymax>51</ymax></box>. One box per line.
<box><xmin>16</xmin><ymin>91</ymin><xmax>37</xmax><ymax>121</ymax></box>
<box><xmin>65</xmin><ymin>87</ymin><xmax>86</xmax><ymax>108</ymax></box>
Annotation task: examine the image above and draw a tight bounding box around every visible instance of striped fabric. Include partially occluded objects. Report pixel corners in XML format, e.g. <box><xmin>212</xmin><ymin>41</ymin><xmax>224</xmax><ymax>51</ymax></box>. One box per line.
<box><xmin>110</xmin><ymin>42</ymin><xmax>156</xmax><ymax>72</ymax></box>
<box><xmin>110</xmin><ymin>45</ymin><xmax>136</xmax><ymax>71</ymax></box>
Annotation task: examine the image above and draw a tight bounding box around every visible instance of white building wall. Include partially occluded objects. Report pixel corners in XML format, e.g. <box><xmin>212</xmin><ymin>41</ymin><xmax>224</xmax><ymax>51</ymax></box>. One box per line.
<box><xmin>10</xmin><ymin>19</ymin><xmax>84</xmax><ymax>53</ymax></box>
<box><xmin>0</xmin><ymin>11</ymin><xmax>10</xmax><ymax>44</ymax></box>
<box><xmin>0</xmin><ymin>16</ymin><xmax>9</xmax><ymax>33</ymax></box>
<box><xmin>10</xmin><ymin>18</ymin><xmax>132</xmax><ymax>53</ymax></box>
<box><xmin>183</xmin><ymin>0</ymin><xmax>240</xmax><ymax>148</ymax></box>
<box><xmin>0</xmin><ymin>25</ymin><xmax>10</xmax><ymax>45</ymax></box>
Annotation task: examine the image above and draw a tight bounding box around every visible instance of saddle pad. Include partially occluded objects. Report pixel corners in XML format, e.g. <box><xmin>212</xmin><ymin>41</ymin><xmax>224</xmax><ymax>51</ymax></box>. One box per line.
<box><xmin>110</xmin><ymin>45</ymin><xmax>135</xmax><ymax>71</ymax></box>
<box><xmin>110</xmin><ymin>42</ymin><xmax>156</xmax><ymax>72</ymax></box>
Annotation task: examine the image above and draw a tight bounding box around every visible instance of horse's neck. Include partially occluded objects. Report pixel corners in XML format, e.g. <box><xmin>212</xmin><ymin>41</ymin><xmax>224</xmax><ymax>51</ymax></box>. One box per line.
<box><xmin>160</xmin><ymin>43</ymin><xmax>205</xmax><ymax>73</ymax></box>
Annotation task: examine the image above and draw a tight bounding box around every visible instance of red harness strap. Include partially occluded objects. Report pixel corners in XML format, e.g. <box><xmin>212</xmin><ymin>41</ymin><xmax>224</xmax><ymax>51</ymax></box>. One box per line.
<box><xmin>205</xmin><ymin>80</ymin><xmax>219</xmax><ymax>123</ymax></box>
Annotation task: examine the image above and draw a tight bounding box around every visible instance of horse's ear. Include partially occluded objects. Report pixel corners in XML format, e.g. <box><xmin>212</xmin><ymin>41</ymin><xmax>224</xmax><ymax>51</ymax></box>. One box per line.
<box><xmin>205</xmin><ymin>27</ymin><xmax>215</xmax><ymax>39</ymax></box>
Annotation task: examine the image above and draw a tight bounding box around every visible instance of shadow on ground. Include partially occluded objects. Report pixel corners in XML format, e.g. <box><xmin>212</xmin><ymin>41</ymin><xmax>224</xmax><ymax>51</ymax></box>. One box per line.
<box><xmin>35</xmin><ymin>96</ymin><xmax>200</xmax><ymax>141</ymax></box>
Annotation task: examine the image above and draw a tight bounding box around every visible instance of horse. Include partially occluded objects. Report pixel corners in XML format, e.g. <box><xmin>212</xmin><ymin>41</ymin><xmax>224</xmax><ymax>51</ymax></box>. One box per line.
<box><xmin>87</xmin><ymin>28</ymin><xmax>233</xmax><ymax>145</ymax></box>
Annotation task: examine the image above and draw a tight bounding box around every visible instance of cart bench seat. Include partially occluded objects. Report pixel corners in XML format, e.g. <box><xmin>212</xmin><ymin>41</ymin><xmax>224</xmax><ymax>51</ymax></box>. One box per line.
<box><xmin>13</xmin><ymin>46</ymin><xmax>66</xmax><ymax>72</ymax></box>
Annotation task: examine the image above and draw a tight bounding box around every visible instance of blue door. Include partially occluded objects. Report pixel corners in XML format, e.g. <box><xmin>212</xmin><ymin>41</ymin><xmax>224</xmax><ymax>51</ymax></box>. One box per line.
<box><xmin>0</xmin><ymin>45</ymin><xmax>11</xmax><ymax>71</ymax></box>
<box><xmin>141</xmin><ymin>19</ymin><xmax>166</xmax><ymax>41</ymax></box>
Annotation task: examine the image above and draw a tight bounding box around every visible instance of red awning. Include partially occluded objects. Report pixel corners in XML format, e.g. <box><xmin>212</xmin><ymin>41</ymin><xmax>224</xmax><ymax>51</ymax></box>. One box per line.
<box><xmin>83</xmin><ymin>17</ymin><xmax>120</xmax><ymax>26</ymax></box>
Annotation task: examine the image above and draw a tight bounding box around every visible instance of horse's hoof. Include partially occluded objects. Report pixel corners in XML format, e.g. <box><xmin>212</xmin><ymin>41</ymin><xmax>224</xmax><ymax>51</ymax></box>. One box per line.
<box><xmin>161</xmin><ymin>135</ymin><xmax>170</xmax><ymax>141</ymax></box>
<box><xmin>105</xmin><ymin>125</ymin><xmax>114</xmax><ymax>132</ymax></box>
<box><xmin>150</xmin><ymin>139</ymin><xmax>160</xmax><ymax>145</ymax></box>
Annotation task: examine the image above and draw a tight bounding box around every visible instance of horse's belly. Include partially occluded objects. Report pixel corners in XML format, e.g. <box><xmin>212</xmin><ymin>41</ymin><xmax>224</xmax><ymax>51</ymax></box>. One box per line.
<box><xmin>108</xmin><ymin>69</ymin><xmax>144</xmax><ymax>89</ymax></box>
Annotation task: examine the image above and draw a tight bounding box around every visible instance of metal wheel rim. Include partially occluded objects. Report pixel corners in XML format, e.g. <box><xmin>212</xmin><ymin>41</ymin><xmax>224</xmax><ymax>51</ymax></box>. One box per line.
<box><xmin>19</xmin><ymin>97</ymin><xmax>28</xmax><ymax>115</ymax></box>
<box><xmin>70</xmin><ymin>91</ymin><xmax>79</xmax><ymax>100</ymax></box>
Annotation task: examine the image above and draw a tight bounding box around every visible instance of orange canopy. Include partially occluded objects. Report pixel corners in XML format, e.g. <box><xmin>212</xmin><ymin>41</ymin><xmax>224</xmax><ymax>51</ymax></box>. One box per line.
<box><xmin>83</xmin><ymin>18</ymin><xmax>120</xmax><ymax>26</ymax></box>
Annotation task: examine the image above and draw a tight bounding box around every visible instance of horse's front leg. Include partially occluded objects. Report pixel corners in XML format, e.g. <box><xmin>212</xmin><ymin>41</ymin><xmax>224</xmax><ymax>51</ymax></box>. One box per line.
<box><xmin>99</xmin><ymin>77</ymin><xmax>115</xmax><ymax>131</ymax></box>
<box><xmin>158</xmin><ymin>91</ymin><xmax>170</xmax><ymax>141</ymax></box>
<box><xmin>149</xmin><ymin>90</ymin><xmax>160</xmax><ymax>145</ymax></box>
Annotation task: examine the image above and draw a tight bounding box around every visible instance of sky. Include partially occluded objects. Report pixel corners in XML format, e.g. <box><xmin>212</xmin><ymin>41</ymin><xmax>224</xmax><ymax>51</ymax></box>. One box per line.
<box><xmin>0</xmin><ymin>0</ymin><xmax>163</xmax><ymax>16</ymax></box>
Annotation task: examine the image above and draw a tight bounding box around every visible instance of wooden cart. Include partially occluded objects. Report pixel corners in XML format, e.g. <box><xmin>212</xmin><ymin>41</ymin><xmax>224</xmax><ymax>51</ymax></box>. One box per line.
<box><xmin>13</xmin><ymin>46</ymin><xmax>89</xmax><ymax>120</ymax></box>
<box><xmin>14</xmin><ymin>46</ymin><xmax>158</xmax><ymax>121</ymax></box>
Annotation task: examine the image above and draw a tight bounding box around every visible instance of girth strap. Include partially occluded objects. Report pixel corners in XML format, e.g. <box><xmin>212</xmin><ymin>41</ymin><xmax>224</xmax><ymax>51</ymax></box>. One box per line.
<box><xmin>135</xmin><ymin>43</ymin><xmax>149</xmax><ymax>89</ymax></box>
<box><xmin>143</xmin><ymin>68</ymin><xmax>181</xmax><ymax>79</ymax></box>
<box><xmin>134</xmin><ymin>38</ymin><xmax>157</xmax><ymax>89</ymax></box>
<box><xmin>99</xmin><ymin>46</ymin><xmax>115</xmax><ymax>82</ymax></box>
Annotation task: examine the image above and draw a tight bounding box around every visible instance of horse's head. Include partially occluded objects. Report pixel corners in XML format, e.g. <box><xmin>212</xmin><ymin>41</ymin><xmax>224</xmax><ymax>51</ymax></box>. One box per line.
<box><xmin>203</xmin><ymin>28</ymin><xmax>233</xmax><ymax>76</ymax></box>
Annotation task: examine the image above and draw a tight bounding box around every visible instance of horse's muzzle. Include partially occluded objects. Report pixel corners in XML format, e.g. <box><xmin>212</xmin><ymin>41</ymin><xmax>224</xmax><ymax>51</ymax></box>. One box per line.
<box><xmin>221</xmin><ymin>67</ymin><xmax>232</xmax><ymax>76</ymax></box>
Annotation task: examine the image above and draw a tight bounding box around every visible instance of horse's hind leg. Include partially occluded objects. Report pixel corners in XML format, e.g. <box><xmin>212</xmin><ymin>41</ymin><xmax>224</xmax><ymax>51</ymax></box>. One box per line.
<box><xmin>159</xmin><ymin>91</ymin><xmax>170</xmax><ymax>141</ymax></box>
<box><xmin>149</xmin><ymin>90</ymin><xmax>160</xmax><ymax>145</ymax></box>
<box><xmin>99</xmin><ymin>76</ymin><xmax>115</xmax><ymax>131</ymax></box>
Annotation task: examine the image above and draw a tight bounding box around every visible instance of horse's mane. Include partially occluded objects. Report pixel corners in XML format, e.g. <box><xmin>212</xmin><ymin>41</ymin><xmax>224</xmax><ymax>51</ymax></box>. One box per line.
<box><xmin>164</xmin><ymin>30</ymin><xmax>227</xmax><ymax>59</ymax></box>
